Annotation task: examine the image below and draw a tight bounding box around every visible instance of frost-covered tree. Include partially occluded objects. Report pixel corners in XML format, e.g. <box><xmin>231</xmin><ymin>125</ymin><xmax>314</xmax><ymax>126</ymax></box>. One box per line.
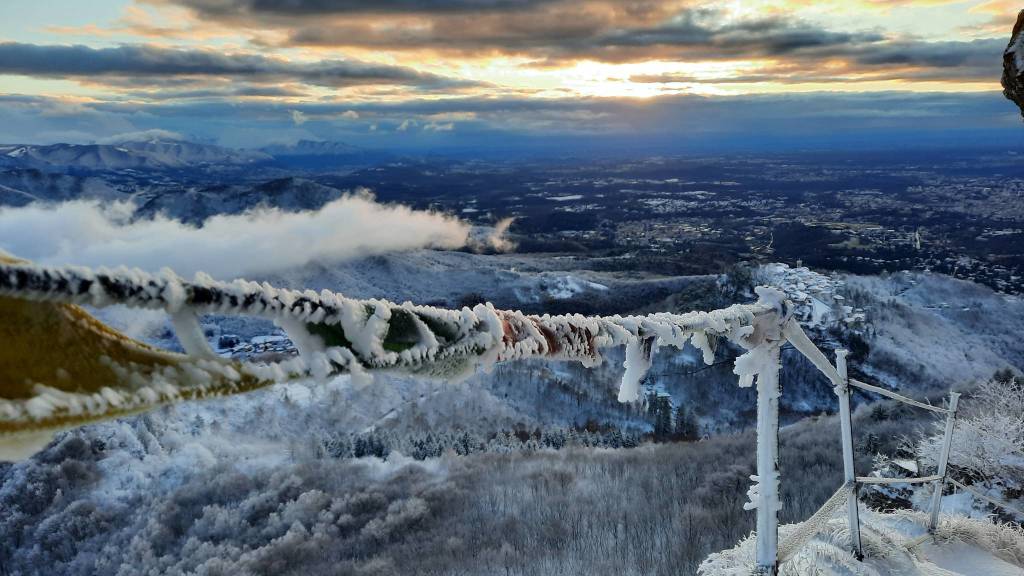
<box><xmin>675</xmin><ymin>405</ymin><xmax>700</xmax><ymax>442</ymax></box>
<box><xmin>647</xmin><ymin>394</ymin><xmax>674</xmax><ymax>441</ymax></box>
<box><xmin>917</xmin><ymin>372</ymin><xmax>1024</xmax><ymax>489</ymax></box>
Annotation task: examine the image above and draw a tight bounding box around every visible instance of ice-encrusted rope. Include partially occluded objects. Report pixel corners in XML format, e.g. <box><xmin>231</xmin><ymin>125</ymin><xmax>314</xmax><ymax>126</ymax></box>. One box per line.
<box><xmin>0</xmin><ymin>260</ymin><xmax>784</xmax><ymax>397</ymax></box>
<box><xmin>778</xmin><ymin>482</ymin><xmax>856</xmax><ymax>564</ymax></box>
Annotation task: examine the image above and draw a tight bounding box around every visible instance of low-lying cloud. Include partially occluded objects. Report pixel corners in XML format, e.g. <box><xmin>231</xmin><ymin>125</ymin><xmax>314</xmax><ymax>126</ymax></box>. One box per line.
<box><xmin>0</xmin><ymin>195</ymin><xmax>478</xmax><ymax>280</ymax></box>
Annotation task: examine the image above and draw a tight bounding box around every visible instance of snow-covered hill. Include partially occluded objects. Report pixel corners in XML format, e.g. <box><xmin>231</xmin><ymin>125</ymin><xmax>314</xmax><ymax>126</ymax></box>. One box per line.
<box><xmin>0</xmin><ymin>170</ymin><xmax>353</xmax><ymax>224</ymax></box>
<box><xmin>133</xmin><ymin>177</ymin><xmax>346</xmax><ymax>223</ymax></box>
<box><xmin>0</xmin><ymin>169</ymin><xmax>124</xmax><ymax>206</ymax></box>
<box><xmin>261</xmin><ymin>249</ymin><xmax>705</xmax><ymax>313</ymax></box>
<box><xmin>844</xmin><ymin>271</ymin><xmax>1024</xmax><ymax>392</ymax></box>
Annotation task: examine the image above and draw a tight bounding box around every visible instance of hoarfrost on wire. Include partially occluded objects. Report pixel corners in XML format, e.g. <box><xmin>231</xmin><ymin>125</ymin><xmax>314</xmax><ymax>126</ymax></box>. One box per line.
<box><xmin>0</xmin><ymin>261</ymin><xmax>787</xmax><ymax>432</ymax></box>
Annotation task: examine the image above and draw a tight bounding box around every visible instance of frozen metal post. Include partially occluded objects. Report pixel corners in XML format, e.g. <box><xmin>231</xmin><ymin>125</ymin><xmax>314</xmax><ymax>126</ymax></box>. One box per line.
<box><xmin>753</xmin><ymin>341</ymin><xmax>783</xmax><ymax>575</ymax></box>
<box><xmin>928</xmin><ymin>391</ymin><xmax>960</xmax><ymax>532</ymax></box>
<box><xmin>835</xmin><ymin>349</ymin><xmax>863</xmax><ymax>559</ymax></box>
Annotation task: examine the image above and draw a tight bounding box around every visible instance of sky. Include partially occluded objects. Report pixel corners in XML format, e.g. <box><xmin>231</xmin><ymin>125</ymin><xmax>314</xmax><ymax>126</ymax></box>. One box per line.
<box><xmin>1</xmin><ymin>0</ymin><xmax>1022</xmax><ymax>153</ymax></box>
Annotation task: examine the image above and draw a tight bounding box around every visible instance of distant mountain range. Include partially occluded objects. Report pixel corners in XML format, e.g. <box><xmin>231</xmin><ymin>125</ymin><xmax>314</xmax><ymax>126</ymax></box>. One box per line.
<box><xmin>0</xmin><ymin>137</ymin><xmax>401</xmax><ymax>222</ymax></box>
<box><xmin>259</xmin><ymin>139</ymin><xmax>395</xmax><ymax>170</ymax></box>
<box><xmin>0</xmin><ymin>139</ymin><xmax>269</xmax><ymax>171</ymax></box>
<box><xmin>0</xmin><ymin>137</ymin><xmax>392</xmax><ymax>173</ymax></box>
<box><xmin>261</xmin><ymin>140</ymin><xmax>365</xmax><ymax>157</ymax></box>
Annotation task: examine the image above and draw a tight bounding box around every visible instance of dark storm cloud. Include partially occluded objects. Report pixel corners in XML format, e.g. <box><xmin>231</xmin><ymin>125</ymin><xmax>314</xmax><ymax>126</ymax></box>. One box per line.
<box><xmin>278</xmin><ymin>7</ymin><xmax>888</xmax><ymax>60</ymax></box>
<box><xmin>0</xmin><ymin>42</ymin><xmax>472</xmax><ymax>88</ymax></box>
<box><xmin>846</xmin><ymin>38</ymin><xmax>1005</xmax><ymax>69</ymax></box>
<box><xmin>170</xmin><ymin>0</ymin><xmax>562</xmax><ymax>14</ymax></box>
<box><xmin>126</xmin><ymin>85</ymin><xmax>312</xmax><ymax>100</ymax></box>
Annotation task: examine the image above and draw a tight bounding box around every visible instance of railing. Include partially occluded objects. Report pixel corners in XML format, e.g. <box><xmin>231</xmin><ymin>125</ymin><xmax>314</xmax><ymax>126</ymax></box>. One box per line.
<box><xmin>0</xmin><ymin>259</ymin><xmax>991</xmax><ymax>574</ymax></box>
<box><xmin>773</xmin><ymin>321</ymin><xmax>964</xmax><ymax>572</ymax></box>
<box><xmin>718</xmin><ymin>296</ymin><xmax>970</xmax><ymax>573</ymax></box>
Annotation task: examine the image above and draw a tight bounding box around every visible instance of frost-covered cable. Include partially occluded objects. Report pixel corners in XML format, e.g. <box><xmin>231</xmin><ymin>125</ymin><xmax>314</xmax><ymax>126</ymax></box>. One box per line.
<box><xmin>0</xmin><ymin>260</ymin><xmax>784</xmax><ymax>399</ymax></box>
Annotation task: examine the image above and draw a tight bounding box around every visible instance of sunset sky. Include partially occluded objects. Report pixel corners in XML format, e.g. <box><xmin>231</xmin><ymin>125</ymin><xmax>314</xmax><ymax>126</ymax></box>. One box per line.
<box><xmin>2</xmin><ymin>0</ymin><xmax>1022</xmax><ymax>153</ymax></box>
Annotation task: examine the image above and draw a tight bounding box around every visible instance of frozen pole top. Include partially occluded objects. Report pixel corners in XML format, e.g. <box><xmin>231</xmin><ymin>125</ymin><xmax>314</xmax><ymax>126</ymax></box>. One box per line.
<box><xmin>1004</xmin><ymin>10</ymin><xmax>1024</xmax><ymax>119</ymax></box>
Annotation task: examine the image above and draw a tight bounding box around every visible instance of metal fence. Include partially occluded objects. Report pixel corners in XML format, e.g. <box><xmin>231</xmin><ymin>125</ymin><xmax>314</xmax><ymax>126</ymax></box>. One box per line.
<box><xmin>741</xmin><ymin>311</ymin><xmax>978</xmax><ymax>574</ymax></box>
<box><xmin>0</xmin><ymin>260</ymin><xmax>1013</xmax><ymax>574</ymax></box>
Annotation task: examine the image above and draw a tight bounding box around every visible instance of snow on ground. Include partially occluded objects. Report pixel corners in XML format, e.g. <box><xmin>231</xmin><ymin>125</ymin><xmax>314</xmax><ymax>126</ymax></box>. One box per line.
<box><xmin>700</xmin><ymin>509</ymin><xmax>1024</xmax><ymax>575</ymax></box>
<box><xmin>756</xmin><ymin>263</ymin><xmax>860</xmax><ymax>331</ymax></box>
<box><xmin>922</xmin><ymin>541</ymin><xmax>1022</xmax><ymax>576</ymax></box>
<box><xmin>262</xmin><ymin>249</ymin><xmax>697</xmax><ymax>311</ymax></box>
<box><xmin>515</xmin><ymin>273</ymin><xmax>609</xmax><ymax>301</ymax></box>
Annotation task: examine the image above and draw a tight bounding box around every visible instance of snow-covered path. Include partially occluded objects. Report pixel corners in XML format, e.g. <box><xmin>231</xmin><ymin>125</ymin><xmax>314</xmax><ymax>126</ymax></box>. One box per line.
<box><xmin>700</xmin><ymin>509</ymin><xmax>1024</xmax><ymax>575</ymax></box>
<box><xmin>875</xmin><ymin>512</ymin><xmax>1024</xmax><ymax>576</ymax></box>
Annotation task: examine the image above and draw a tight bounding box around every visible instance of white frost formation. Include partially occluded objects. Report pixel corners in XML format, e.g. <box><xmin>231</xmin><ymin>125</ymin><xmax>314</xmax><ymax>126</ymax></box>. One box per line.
<box><xmin>0</xmin><ymin>261</ymin><xmax>788</xmax><ymax>428</ymax></box>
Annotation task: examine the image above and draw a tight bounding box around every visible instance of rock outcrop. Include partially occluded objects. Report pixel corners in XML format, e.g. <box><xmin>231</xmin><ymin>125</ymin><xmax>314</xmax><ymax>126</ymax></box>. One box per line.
<box><xmin>1004</xmin><ymin>10</ymin><xmax>1024</xmax><ymax>118</ymax></box>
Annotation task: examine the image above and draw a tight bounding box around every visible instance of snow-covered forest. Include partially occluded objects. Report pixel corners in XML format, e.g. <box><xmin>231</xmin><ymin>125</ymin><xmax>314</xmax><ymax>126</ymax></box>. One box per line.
<box><xmin>0</xmin><ymin>390</ymin><xmax>939</xmax><ymax>575</ymax></box>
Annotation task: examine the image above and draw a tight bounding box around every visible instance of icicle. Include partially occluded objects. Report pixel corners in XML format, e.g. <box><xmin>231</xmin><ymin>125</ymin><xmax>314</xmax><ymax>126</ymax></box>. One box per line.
<box><xmin>619</xmin><ymin>334</ymin><xmax>655</xmax><ymax>403</ymax></box>
<box><xmin>690</xmin><ymin>331</ymin><xmax>715</xmax><ymax>365</ymax></box>
<box><xmin>170</xmin><ymin>309</ymin><xmax>216</xmax><ymax>359</ymax></box>
<box><xmin>744</xmin><ymin>476</ymin><xmax>760</xmax><ymax>511</ymax></box>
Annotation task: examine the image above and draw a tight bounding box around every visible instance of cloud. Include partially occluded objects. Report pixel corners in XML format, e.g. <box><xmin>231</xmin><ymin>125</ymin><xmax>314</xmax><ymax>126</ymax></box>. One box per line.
<box><xmin>168</xmin><ymin>0</ymin><xmax>562</xmax><ymax>15</ymax></box>
<box><xmin>628</xmin><ymin>38</ymin><xmax>1006</xmax><ymax>85</ymax></box>
<box><xmin>2</xmin><ymin>91</ymin><xmax>1019</xmax><ymax>152</ymax></box>
<box><xmin>159</xmin><ymin>0</ymin><xmax>881</xmax><ymax>61</ymax></box>
<box><xmin>423</xmin><ymin>121</ymin><xmax>454</xmax><ymax>131</ymax></box>
<box><xmin>0</xmin><ymin>94</ymin><xmax>138</xmax><ymax>144</ymax></box>
<box><xmin>290</xmin><ymin>109</ymin><xmax>309</xmax><ymax>125</ymax></box>
<box><xmin>339</xmin><ymin>110</ymin><xmax>360</xmax><ymax>119</ymax></box>
<box><xmin>843</xmin><ymin>38</ymin><xmax>1005</xmax><ymax>70</ymax></box>
<box><xmin>484</xmin><ymin>217</ymin><xmax>516</xmax><ymax>252</ymax></box>
<box><xmin>0</xmin><ymin>194</ymin><xmax>474</xmax><ymax>279</ymax></box>
<box><xmin>594</xmin><ymin>11</ymin><xmax>886</xmax><ymax>57</ymax></box>
<box><xmin>149</xmin><ymin>0</ymin><xmax>1007</xmax><ymax>86</ymax></box>
<box><xmin>0</xmin><ymin>42</ymin><xmax>470</xmax><ymax>89</ymax></box>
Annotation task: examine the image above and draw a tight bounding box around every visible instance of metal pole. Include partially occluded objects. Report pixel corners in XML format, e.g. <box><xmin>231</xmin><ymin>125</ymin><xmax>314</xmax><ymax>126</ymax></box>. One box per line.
<box><xmin>754</xmin><ymin>342</ymin><xmax>783</xmax><ymax>575</ymax></box>
<box><xmin>835</xmin><ymin>349</ymin><xmax>863</xmax><ymax>559</ymax></box>
<box><xmin>928</xmin><ymin>391</ymin><xmax>960</xmax><ymax>532</ymax></box>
